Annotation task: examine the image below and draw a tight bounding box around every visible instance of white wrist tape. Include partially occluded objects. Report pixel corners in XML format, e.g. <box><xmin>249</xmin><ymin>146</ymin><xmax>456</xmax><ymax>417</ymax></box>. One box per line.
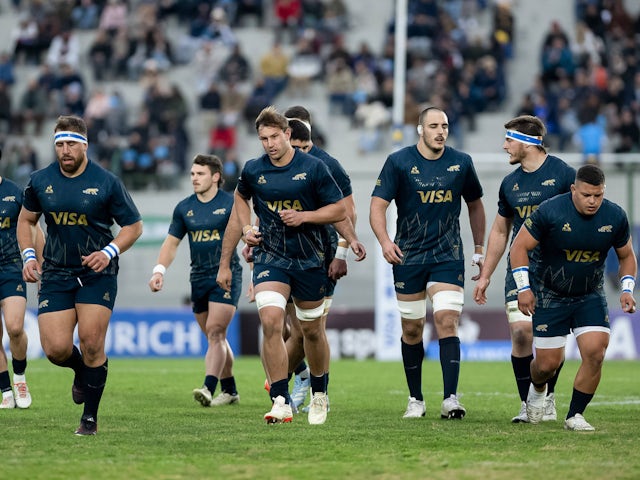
<box><xmin>152</xmin><ymin>264</ymin><xmax>167</xmax><ymax>276</ymax></box>
<box><xmin>512</xmin><ymin>266</ymin><xmax>530</xmax><ymax>292</ymax></box>
<box><xmin>101</xmin><ymin>242</ymin><xmax>120</xmax><ymax>260</ymax></box>
<box><xmin>472</xmin><ymin>253</ymin><xmax>485</xmax><ymax>266</ymax></box>
<box><xmin>335</xmin><ymin>246</ymin><xmax>348</xmax><ymax>260</ymax></box>
<box><xmin>621</xmin><ymin>275</ymin><xmax>635</xmax><ymax>293</ymax></box>
<box><xmin>21</xmin><ymin>247</ymin><xmax>36</xmax><ymax>265</ymax></box>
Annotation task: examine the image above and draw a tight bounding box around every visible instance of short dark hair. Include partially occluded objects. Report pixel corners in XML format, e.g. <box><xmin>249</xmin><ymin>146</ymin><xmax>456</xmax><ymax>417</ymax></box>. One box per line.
<box><xmin>576</xmin><ymin>164</ymin><xmax>605</xmax><ymax>186</ymax></box>
<box><xmin>255</xmin><ymin>105</ymin><xmax>289</xmax><ymax>132</ymax></box>
<box><xmin>284</xmin><ymin>105</ymin><xmax>311</xmax><ymax>124</ymax></box>
<box><xmin>288</xmin><ymin>119</ymin><xmax>311</xmax><ymax>142</ymax></box>
<box><xmin>193</xmin><ymin>153</ymin><xmax>224</xmax><ymax>187</ymax></box>
<box><xmin>418</xmin><ymin>106</ymin><xmax>445</xmax><ymax>126</ymax></box>
<box><xmin>54</xmin><ymin>115</ymin><xmax>87</xmax><ymax>137</ymax></box>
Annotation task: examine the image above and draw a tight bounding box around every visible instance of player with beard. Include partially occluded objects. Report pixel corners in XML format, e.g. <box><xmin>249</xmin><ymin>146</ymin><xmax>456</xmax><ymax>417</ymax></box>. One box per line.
<box><xmin>473</xmin><ymin>115</ymin><xmax>575</xmax><ymax>423</ymax></box>
<box><xmin>17</xmin><ymin>115</ymin><xmax>143</xmax><ymax>435</ymax></box>
<box><xmin>370</xmin><ymin>106</ymin><xmax>486</xmax><ymax>420</ymax></box>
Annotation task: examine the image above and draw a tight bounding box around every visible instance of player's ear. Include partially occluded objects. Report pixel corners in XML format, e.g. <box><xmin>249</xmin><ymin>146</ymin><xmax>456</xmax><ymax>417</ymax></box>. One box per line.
<box><xmin>417</xmin><ymin>124</ymin><xmax>423</xmax><ymax>136</ymax></box>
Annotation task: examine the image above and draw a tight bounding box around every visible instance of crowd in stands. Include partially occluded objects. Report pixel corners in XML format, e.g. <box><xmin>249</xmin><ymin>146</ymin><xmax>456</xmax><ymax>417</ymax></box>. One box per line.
<box><xmin>0</xmin><ymin>0</ymin><xmax>516</xmax><ymax>190</ymax></box>
<box><xmin>515</xmin><ymin>0</ymin><xmax>640</xmax><ymax>165</ymax></box>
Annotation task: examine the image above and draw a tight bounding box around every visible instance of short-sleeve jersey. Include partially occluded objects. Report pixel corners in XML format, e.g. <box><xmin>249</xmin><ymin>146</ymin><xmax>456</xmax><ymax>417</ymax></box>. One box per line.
<box><xmin>308</xmin><ymin>144</ymin><xmax>352</xmax><ymax>252</ymax></box>
<box><xmin>523</xmin><ymin>193</ymin><xmax>630</xmax><ymax>305</ymax></box>
<box><xmin>498</xmin><ymin>155</ymin><xmax>575</xmax><ymax>299</ymax></box>
<box><xmin>237</xmin><ymin>149</ymin><xmax>343</xmax><ymax>270</ymax></box>
<box><xmin>22</xmin><ymin>160</ymin><xmax>141</xmax><ymax>276</ymax></box>
<box><xmin>168</xmin><ymin>190</ymin><xmax>241</xmax><ymax>282</ymax></box>
<box><xmin>0</xmin><ymin>178</ymin><xmax>24</xmax><ymax>275</ymax></box>
<box><xmin>371</xmin><ymin>145</ymin><xmax>483</xmax><ymax>265</ymax></box>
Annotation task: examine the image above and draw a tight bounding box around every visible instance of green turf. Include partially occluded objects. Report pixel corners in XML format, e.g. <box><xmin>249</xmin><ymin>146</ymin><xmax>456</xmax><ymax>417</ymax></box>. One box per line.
<box><xmin>1</xmin><ymin>358</ymin><xmax>638</xmax><ymax>479</ymax></box>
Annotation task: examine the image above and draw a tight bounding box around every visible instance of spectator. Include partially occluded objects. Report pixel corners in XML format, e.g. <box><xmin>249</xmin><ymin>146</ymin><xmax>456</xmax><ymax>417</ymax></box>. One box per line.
<box><xmin>273</xmin><ymin>0</ymin><xmax>302</xmax><ymax>44</ymax></box>
<box><xmin>99</xmin><ymin>0</ymin><xmax>128</xmax><ymax>37</ymax></box>
<box><xmin>88</xmin><ymin>29</ymin><xmax>114</xmax><ymax>82</ymax></box>
<box><xmin>71</xmin><ymin>0</ymin><xmax>100</xmax><ymax>30</ymax></box>
<box><xmin>14</xmin><ymin>77</ymin><xmax>47</xmax><ymax>136</ymax></box>
<box><xmin>10</xmin><ymin>12</ymin><xmax>41</xmax><ymax>65</ymax></box>
<box><xmin>614</xmin><ymin>107</ymin><xmax>640</xmax><ymax>153</ymax></box>
<box><xmin>259</xmin><ymin>41</ymin><xmax>289</xmax><ymax>99</ymax></box>
<box><xmin>0</xmin><ymin>52</ymin><xmax>16</xmax><ymax>87</ymax></box>
<box><xmin>46</xmin><ymin>29</ymin><xmax>81</xmax><ymax>71</ymax></box>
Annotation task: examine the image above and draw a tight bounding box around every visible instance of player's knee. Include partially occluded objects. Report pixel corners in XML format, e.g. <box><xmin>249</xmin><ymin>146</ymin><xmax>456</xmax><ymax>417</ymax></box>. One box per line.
<box><xmin>294</xmin><ymin>303</ymin><xmax>324</xmax><ymax>322</ymax></box>
<box><xmin>431</xmin><ymin>290</ymin><xmax>464</xmax><ymax>313</ymax></box>
<box><xmin>397</xmin><ymin>300</ymin><xmax>426</xmax><ymax>320</ymax></box>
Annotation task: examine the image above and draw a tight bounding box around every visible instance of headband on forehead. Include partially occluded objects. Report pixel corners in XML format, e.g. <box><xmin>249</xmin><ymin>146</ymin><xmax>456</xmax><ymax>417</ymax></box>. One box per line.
<box><xmin>286</xmin><ymin>117</ymin><xmax>311</xmax><ymax>133</ymax></box>
<box><xmin>505</xmin><ymin>129</ymin><xmax>542</xmax><ymax>146</ymax></box>
<box><xmin>54</xmin><ymin>131</ymin><xmax>88</xmax><ymax>144</ymax></box>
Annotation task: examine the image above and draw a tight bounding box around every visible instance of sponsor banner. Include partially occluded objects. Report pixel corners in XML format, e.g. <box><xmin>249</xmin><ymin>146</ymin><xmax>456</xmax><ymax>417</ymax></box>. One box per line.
<box><xmin>2</xmin><ymin>309</ymin><xmax>240</xmax><ymax>359</ymax></box>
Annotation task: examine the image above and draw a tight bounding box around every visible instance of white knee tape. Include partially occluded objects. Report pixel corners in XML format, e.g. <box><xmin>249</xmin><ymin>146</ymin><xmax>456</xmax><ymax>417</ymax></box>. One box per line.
<box><xmin>255</xmin><ymin>291</ymin><xmax>288</xmax><ymax>311</ymax></box>
<box><xmin>397</xmin><ymin>300</ymin><xmax>426</xmax><ymax>320</ymax></box>
<box><xmin>431</xmin><ymin>290</ymin><xmax>464</xmax><ymax>313</ymax></box>
<box><xmin>505</xmin><ymin>300</ymin><xmax>531</xmax><ymax>323</ymax></box>
<box><xmin>323</xmin><ymin>298</ymin><xmax>333</xmax><ymax>316</ymax></box>
<box><xmin>294</xmin><ymin>303</ymin><xmax>325</xmax><ymax>321</ymax></box>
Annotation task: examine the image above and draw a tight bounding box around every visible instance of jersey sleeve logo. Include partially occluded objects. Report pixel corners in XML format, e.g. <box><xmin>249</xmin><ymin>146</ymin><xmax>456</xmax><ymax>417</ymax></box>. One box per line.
<box><xmin>292</xmin><ymin>172</ymin><xmax>307</xmax><ymax>181</ymax></box>
<box><xmin>410</xmin><ymin>166</ymin><xmax>420</xmax><ymax>174</ymax></box>
<box><xmin>375</xmin><ymin>178</ymin><xmax>381</xmax><ymax>186</ymax></box>
<box><xmin>597</xmin><ymin>225</ymin><xmax>612</xmax><ymax>233</ymax></box>
<box><xmin>447</xmin><ymin>164</ymin><xmax>460</xmax><ymax>172</ymax></box>
<box><xmin>82</xmin><ymin>188</ymin><xmax>99</xmax><ymax>195</ymax></box>
<box><xmin>45</xmin><ymin>185</ymin><xmax>54</xmax><ymax>194</ymax></box>
<box><xmin>562</xmin><ymin>223</ymin><xmax>571</xmax><ymax>232</ymax></box>
<box><xmin>2</xmin><ymin>195</ymin><xmax>16</xmax><ymax>202</ymax></box>
<box><xmin>186</xmin><ymin>210</ymin><xmax>194</xmax><ymax>217</ymax></box>
<box><xmin>258</xmin><ymin>175</ymin><xmax>267</xmax><ymax>184</ymax></box>
<box><xmin>541</xmin><ymin>179</ymin><xmax>556</xmax><ymax>186</ymax></box>
<box><xmin>213</xmin><ymin>208</ymin><xmax>227</xmax><ymax>215</ymax></box>
<box><xmin>512</xmin><ymin>183</ymin><xmax>519</xmax><ymax>191</ymax></box>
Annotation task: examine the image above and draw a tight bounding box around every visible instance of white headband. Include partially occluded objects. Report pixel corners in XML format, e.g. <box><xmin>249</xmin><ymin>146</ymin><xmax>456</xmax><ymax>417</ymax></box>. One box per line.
<box><xmin>286</xmin><ymin>117</ymin><xmax>311</xmax><ymax>132</ymax></box>
<box><xmin>54</xmin><ymin>131</ymin><xmax>88</xmax><ymax>144</ymax></box>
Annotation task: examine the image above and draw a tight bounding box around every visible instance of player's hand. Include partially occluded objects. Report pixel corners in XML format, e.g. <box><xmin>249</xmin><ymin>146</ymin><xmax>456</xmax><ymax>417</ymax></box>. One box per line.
<box><xmin>517</xmin><ymin>289</ymin><xmax>536</xmax><ymax>316</ymax></box>
<box><xmin>473</xmin><ymin>277</ymin><xmax>490</xmax><ymax>305</ymax></box>
<box><xmin>244</xmin><ymin>228</ymin><xmax>262</xmax><ymax>247</ymax></box>
<box><xmin>81</xmin><ymin>251</ymin><xmax>110</xmax><ymax>273</ymax></box>
<box><xmin>279</xmin><ymin>209</ymin><xmax>305</xmax><ymax>227</ymax></box>
<box><xmin>216</xmin><ymin>265</ymin><xmax>232</xmax><ymax>292</ymax></box>
<box><xmin>22</xmin><ymin>260</ymin><xmax>42</xmax><ymax>283</ymax></box>
<box><xmin>381</xmin><ymin>240</ymin><xmax>403</xmax><ymax>265</ymax></box>
<box><xmin>149</xmin><ymin>273</ymin><xmax>163</xmax><ymax>292</ymax></box>
<box><xmin>241</xmin><ymin>244</ymin><xmax>254</xmax><ymax>263</ymax></box>
<box><xmin>246</xmin><ymin>280</ymin><xmax>255</xmax><ymax>303</ymax></box>
<box><xmin>328</xmin><ymin>258</ymin><xmax>347</xmax><ymax>280</ymax></box>
<box><xmin>350</xmin><ymin>240</ymin><xmax>366</xmax><ymax>262</ymax></box>
<box><xmin>621</xmin><ymin>292</ymin><xmax>636</xmax><ymax>314</ymax></box>
<box><xmin>471</xmin><ymin>253</ymin><xmax>485</xmax><ymax>281</ymax></box>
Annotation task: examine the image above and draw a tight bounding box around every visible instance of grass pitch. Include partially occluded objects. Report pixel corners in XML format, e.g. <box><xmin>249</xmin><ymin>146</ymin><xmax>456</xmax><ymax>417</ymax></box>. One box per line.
<box><xmin>1</xmin><ymin>358</ymin><xmax>639</xmax><ymax>480</ymax></box>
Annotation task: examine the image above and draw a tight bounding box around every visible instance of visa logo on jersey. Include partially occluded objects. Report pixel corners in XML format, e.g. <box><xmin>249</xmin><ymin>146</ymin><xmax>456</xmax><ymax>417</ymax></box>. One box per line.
<box><xmin>418</xmin><ymin>190</ymin><xmax>453</xmax><ymax>203</ymax></box>
<box><xmin>267</xmin><ymin>200</ymin><xmax>303</xmax><ymax>211</ymax></box>
<box><xmin>563</xmin><ymin>249</ymin><xmax>601</xmax><ymax>262</ymax></box>
<box><xmin>50</xmin><ymin>212</ymin><xmax>88</xmax><ymax>225</ymax></box>
<box><xmin>189</xmin><ymin>229</ymin><xmax>221</xmax><ymax>242</ymax></box>
<box><xmin>515</xmin><ymin>205</ymin><xmax>539</xmax><ymax>218</ymax></box>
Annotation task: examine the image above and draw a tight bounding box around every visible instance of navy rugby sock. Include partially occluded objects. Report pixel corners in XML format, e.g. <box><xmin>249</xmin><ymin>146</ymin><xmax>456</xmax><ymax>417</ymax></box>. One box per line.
<box><xmin>546</xmin><ymin>361</ymin><xmax>564</xmax><ymax>395</ymax></box>
<box><xmin>295</xmin><ymin>361</ymin><xmax>308</xmax><ymax>376</ymax></box>
<box><xmin>83</xmin><ymin>359</ymin><xmax>108</xmax><ymax>422</ymax></box>
<box><xmin>439</xmin><ymin>336</ymin><xmax>461</xmax><ymax>398</ymax></box>
<box><xmin>57</xmin><ymin>345</ymin><xmax>85</xmax><ymax>385</ymax></box>
<box><xmin>204</xmin><ymin>375</ymin><xmax>219</xmax><ymax>395</ymax></box>
<box><xmin>511</xmin><ymin>354</ymin><xmax>534</xmax><ymax>401</ymax></box>
<box><xmin>12</xmin><ymin>357</ymin><xmax>27</xmax><ymax>376</ymax></box>
<box><xmin>220</xmin><ymin>376</ymin><xmax>237</xmax><ymax>395</ymax></box>
<box><xmin>566</xmin><ymin>388</ymin><xmax>594</xmax><ymax>419</ymax></box>
<box><xmin>0</xmin><ymin>370</ymin><xmax>11</xmax><ymax>393</ymax></box>
<box><xmin>401</xmin><ymin>338</ymin><xmax>424</xmax><ymax>401</ymax></box>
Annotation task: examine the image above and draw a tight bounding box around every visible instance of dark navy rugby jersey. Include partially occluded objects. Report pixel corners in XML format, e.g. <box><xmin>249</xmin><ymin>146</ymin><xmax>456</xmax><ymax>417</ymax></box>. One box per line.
<box><xmin>371</xmin><ymin>145</ymin><xmax>483</xmax><ymax>265</ymax></box>
<box><xmin>168</xmin><ymin>189</ymin><xmax>241</xmax><ymax>282</ymax></box>
<box><xmin>0</xmin><ymin>178</ymin><xmax>23</xmax><ymax>274</ymax></box>
<box><xmin>237</xmin><ymin>149</ymin><xmax>343</xmax><ymax>270</ymax></box>
<box><xmin>308</xmin><ymin>145</ymin><xmax>352</xmax><ymax>197</ymax></box>
<box><xmin>23</xmin><ymin>160</ymin><xmax>141</xmax><ymax>275</ymax></box>
<box><xmin>523</xmin><ymin>192</ymin><xmax>630</xmax><ymax>304</ymax></box>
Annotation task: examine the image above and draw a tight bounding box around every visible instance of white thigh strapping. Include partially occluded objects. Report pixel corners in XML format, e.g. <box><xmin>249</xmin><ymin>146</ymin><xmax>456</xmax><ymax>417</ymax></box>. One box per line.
<box><xmin>397</xmin><ymin>300</ymin><xmax>427</xmax><ymax>320</ymax></box>
<box><xmin>505</xmin><ymin>300</ymin><xmax>532</xmax><ymax>323</ymax></box>
<box><xmin>431</xmin><ymin>290</ymin><xmax>464</xmax><ymax>313</ymax></box>
<box><xmin>255</xmin><ymin>291</ymin><xmax>288</xmax><ymax>311</ymax></box>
